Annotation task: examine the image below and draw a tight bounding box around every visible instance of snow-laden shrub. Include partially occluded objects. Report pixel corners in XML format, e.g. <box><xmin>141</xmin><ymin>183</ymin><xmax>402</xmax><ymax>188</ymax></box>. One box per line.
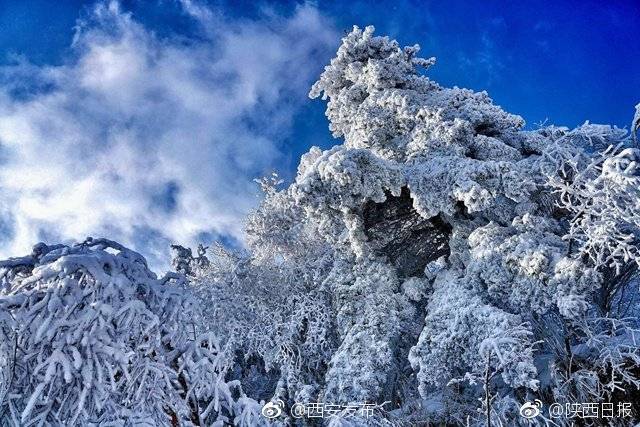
<box><xmin>0</xmin><ymin>238</ymin><xmax>263</xmax><ymax>426</ymax></box>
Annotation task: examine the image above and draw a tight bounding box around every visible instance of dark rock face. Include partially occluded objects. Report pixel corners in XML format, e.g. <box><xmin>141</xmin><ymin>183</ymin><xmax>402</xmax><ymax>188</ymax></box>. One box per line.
<box><xmin>363</xmin><ymin>187</ymin><xmax>451</xmax><ymax>277</ymax></box>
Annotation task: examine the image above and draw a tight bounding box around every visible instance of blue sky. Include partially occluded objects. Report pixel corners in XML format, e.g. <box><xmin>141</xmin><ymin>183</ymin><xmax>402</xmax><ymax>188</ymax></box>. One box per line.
<box><xmin>0</xmin><ymin>0</ymin><xmax>638</xmax><ymax>269</ymax></box>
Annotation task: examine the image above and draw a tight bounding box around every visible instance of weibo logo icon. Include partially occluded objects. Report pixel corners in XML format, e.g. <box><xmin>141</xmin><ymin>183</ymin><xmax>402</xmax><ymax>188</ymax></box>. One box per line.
<box><xmin>261</xmin><ymin>399</ymin><xmax>285</xmax><ymax>419</ymax></box>
<box><xmin>519</xmin><ymin>399</ymin><xmax>543</xmax><ymax>419</ymax></box>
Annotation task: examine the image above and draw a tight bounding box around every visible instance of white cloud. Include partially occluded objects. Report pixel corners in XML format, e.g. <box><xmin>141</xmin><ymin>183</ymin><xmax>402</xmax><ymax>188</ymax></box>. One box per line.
<box><xmin>0</xmin><ymin>0</ymin><xmax>338</xmax><ymax>270</ymax></box>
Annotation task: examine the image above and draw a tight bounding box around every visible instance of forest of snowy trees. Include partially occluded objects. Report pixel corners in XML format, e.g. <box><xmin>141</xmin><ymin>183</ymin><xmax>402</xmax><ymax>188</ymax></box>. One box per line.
<box><xmin>1</xmin><ymin>26</ymin><xmax>640</xmax><ymax>426</ymax></box>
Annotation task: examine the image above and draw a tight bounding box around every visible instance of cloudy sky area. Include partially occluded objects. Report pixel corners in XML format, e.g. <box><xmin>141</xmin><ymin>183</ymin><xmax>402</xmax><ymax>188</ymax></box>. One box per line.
<box><xmin>0</xmin><ymin>0</ymin><xmax>638</xmax><ymax>270</ymax></box>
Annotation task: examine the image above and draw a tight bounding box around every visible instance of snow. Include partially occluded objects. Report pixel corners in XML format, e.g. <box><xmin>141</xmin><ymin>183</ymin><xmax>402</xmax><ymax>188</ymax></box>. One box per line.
<box><xmin>2</xmin><ymin>24</ymin><xmax>640</xmax><ymax>426</ymax></box>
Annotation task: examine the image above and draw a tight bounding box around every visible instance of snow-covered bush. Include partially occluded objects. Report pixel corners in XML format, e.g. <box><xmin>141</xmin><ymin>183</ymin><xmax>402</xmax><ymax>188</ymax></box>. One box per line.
<box><xmin>175</xmin><ymin>178</ymin><xmax>339</xmax><ymax>416</ymax></box>
<box><xmin>0</xmin><ymin>238</ymin><xmax>263</xmax><ymax>426</ymax></box>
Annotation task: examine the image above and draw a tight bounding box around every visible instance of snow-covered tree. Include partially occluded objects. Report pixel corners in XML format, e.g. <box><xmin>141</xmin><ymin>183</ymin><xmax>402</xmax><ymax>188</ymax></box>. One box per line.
<box><xmin>186</xmin><ymin>26</ymin><xmax>640</xmax><ymax>426</ymax></box>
